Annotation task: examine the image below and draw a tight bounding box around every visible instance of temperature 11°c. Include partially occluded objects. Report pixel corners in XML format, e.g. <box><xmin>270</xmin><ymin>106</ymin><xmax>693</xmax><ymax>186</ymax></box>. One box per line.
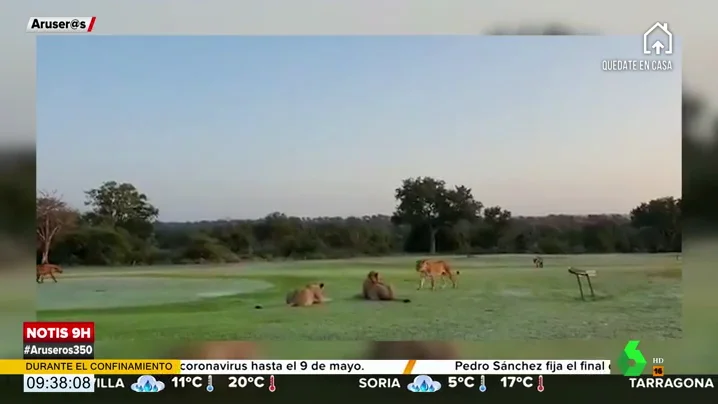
<box><xmin>172</xmin><ymin>376</ymin><xmax>204</xmax><ymax>389</ymax></box>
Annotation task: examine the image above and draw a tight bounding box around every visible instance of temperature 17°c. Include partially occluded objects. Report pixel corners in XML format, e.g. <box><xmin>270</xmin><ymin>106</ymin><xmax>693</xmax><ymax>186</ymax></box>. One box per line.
<box><xmin>500</xmin><ymin>376</ymin><xmax>534</xmax><ymax>388</ymax></box>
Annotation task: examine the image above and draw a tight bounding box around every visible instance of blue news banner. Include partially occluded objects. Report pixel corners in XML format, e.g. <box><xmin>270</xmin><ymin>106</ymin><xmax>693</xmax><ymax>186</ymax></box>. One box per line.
<box><xmin>6</xmin><ymin>374</ymin><xmax>717</xmax><ymax>402</ymax></box>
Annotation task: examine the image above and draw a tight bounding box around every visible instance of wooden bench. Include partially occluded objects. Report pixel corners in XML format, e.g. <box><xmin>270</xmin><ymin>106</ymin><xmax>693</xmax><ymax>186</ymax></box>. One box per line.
<box><xmin>568</xmin><ymin>267</ymin><xmax>597</xmax><ymax>300</ymax></box>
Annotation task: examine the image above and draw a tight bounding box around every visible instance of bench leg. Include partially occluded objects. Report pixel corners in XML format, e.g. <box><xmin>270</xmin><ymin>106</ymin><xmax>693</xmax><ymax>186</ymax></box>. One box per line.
<box><xmin>586</xmin><ymin>276</ymin><xmax>595</xmax><ymax>298</ymax></box>
<box><xmin>575</xmin><ymin>275</ymin><xmax>585</xmax><ymax>300</ymax></box>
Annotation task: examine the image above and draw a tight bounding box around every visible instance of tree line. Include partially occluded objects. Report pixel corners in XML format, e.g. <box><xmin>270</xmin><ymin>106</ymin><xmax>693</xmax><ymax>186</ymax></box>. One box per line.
<box><xmin>36</xmin><ymin>178</ymin><xmax>680</xmax><ymax>266</ymax></box>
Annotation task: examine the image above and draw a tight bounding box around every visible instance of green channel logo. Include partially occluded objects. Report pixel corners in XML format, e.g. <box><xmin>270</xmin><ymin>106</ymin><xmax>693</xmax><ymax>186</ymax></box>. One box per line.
<box><xmin>617</xmin><ymin>340</ymin><xmax>647</xmax><ymax>376</ymax></box>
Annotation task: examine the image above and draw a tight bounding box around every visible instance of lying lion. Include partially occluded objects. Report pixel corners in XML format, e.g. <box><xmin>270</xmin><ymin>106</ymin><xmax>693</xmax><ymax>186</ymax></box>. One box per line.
<box><xmin>362</xmin><ymin>271</ymin><xmax>411</xmax><ymax>303</ymax></box>
<box><xmin>285</xmin><ymin>282</ymin><xmax>327</xmax><ymax>307</ymax></box>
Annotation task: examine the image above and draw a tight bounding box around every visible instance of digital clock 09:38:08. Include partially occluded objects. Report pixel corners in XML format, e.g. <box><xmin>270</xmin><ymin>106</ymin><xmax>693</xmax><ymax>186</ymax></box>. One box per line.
<box><xmin>23</xmin><ymin>374</ymin><xmax>95</xmax><ymax>393</ymax></box>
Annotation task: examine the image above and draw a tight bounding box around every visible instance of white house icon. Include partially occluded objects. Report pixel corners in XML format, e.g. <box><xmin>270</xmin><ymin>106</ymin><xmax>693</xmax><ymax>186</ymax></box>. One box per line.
<box><xmin>643</xmin><ymin>22</ymin><xmax>673</xmax><ymax>55</ymax></box>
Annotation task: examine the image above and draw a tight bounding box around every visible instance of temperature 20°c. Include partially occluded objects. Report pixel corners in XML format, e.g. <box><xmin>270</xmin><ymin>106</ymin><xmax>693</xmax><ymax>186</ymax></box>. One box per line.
<box><xmin>229</xmin><ymin>376</ymin><xmax>266</xmax><ymax>388</ymax></box>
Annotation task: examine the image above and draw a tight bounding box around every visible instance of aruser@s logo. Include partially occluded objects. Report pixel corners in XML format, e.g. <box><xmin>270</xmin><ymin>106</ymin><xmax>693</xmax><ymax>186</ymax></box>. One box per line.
<box><xmin>407</xmin><ymin>375</ymin><xmax>441</xmax><ymax>392</ymax></box>
<box><xmin>617</xmin><ymin>340</ymin><xmax>647</xmax><ymax>376</ymax></box>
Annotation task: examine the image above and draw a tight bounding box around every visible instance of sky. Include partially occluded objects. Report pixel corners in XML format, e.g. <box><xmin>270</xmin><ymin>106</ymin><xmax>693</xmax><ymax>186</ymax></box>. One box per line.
<box><xmin>36</xmin><ymin>35</ymin><xmax>681</xmax><ymax>221</ymax></box>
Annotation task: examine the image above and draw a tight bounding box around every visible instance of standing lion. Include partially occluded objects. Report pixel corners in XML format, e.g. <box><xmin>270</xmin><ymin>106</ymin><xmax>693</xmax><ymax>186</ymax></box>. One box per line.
<box><xmin>36</xmin><ymin>264</ymin><xmax>63</xmax><ymax>283</ymax></box>
<box><xmin>415</xmin><ymin>259</ymin><xmax>459</xmax><ymax>290</ymax></box>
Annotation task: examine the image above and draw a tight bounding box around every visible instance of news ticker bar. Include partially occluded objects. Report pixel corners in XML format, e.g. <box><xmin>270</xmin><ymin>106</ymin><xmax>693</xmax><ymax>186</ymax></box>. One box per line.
<box><xmin>9</xmin><ymin>374</ymin><xmax>718</xmax><ymax>401</ymax></box>
<box><xmin>23</xmin><ymin>343</ymin><xmax>94</xmax><ymax>360</ymax></box>
<box><xmin>11</xmin><ymin>359</ymin><xmax>611</xmax><ymax>375</ymax></box>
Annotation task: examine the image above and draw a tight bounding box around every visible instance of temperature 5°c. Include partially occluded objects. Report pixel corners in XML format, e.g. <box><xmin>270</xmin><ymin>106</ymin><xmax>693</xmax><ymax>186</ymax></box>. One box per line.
<box><xmin>448</xmin><ymin>376</ymin><xmax>475</xmax><ymax>388</ymax></box>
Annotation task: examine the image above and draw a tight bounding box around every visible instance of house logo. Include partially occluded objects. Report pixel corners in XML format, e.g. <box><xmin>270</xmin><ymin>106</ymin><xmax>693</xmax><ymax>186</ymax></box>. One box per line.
<box><xmin>643</xmin><ymin>22</ymin><xmax>673</xmax><ymax>55</ymax></box>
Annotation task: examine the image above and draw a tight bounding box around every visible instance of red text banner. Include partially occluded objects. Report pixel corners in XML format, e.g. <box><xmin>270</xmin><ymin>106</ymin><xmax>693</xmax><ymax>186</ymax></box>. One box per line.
<box><xmin>23</xmin><ymin>322</ymin><xmax>95</xmax><ymax>343</ymax></box>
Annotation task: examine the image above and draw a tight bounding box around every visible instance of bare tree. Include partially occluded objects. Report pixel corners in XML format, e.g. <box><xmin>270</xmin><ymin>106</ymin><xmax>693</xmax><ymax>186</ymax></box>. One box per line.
<box><xmin>36</xmin><ymin>191</ymin><xmax>77</xmax><ymax>264</ymax></box>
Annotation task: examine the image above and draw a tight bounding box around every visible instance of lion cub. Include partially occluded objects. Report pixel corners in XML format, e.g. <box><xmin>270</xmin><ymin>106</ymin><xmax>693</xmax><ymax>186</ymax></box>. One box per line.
<box><xmin>362</xmin><ymin>271</ymin><xmax>410</xmax><ymax>303</ymax></box>
<box><xmin>286</xmin><ymin>283</ymin><xmax>327</xmax><ymax>307</ymax></box>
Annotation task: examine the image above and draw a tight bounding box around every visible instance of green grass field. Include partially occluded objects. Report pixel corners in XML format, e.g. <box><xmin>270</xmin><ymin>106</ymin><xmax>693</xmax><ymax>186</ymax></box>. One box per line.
<box><xmin>37</xmin><ymin>254</ymin><xmax>681</xmax><ymax>360</ymax></box>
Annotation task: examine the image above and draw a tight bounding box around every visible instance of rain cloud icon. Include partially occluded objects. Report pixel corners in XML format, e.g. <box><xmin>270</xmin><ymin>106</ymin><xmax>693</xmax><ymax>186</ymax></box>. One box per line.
<box><xmin>407</xmin><ymin>375</ymin><xmax>441</xmax><ymax>392</ymax></box>
<box><xmin>131</xmin><ymin>375</ymin><xmax>165</xmax><ymax>392</ymax></box>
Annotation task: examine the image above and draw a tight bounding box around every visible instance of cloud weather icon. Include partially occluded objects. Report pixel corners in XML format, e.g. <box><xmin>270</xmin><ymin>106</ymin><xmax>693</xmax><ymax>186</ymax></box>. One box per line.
<box><xmin>131</xmin><ymin>375</ymin><xmax>165</xmax><ymax>392</ymax></box>
<box><xmin>407</xmin><ymin>375</ymin><xmax>441</xmax><ymax>392</ymax></box>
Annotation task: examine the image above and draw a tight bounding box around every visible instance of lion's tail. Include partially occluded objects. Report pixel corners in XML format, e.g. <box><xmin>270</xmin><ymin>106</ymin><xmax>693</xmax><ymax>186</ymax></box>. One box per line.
<box><xmin>443</xmin><ymin>262</ymin><xmax>458</xmax><ymax>277</ymax></box>
<box><xmin>384</xmin><ymin>284</ymin><xmax>410</xmax><ymax>303</ymax></box>
<box><xmin>442</xmin><ymin>262</ymin><xmax>459</xmax><ymax>288</ymax></box>
<box><xmin>391</xmin><ymin>296</ymin><xmax>412</xmax><ymax>303</ymax></box>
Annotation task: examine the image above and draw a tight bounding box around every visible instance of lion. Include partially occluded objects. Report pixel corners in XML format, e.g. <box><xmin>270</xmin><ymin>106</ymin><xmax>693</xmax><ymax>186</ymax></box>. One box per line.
<box><xmin>251</xmin><ymin>282</ymin><xmax>326</xmax><ymax>309</ymax></box>
<box><xmin>415</xmin><ymin>259</ymin><xmax>459</xmax><ymax>290</ymax></box>
<box><xmin>362</xmin><ymin>271</ymin><xmax>411</xmax><ymax>303</ymax></box>
<box><xmin>36</xmin><ymin>264</ymin><xmax>63</xmax><ymax>283</ymax></box>
<box><xmin>285</xmin><ymin>283</ymin><xmax>327</xmax><ymax>307</ymax></box>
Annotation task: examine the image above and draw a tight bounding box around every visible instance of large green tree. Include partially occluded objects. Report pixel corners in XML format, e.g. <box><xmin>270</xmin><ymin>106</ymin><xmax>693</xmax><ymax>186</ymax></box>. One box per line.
<box><xmin>475</xmin><ymin>206</ymin><xmax>513</xmax><ymax>249</ymax></box>
<box><xmin>84</xmin><ymin>181</ymin><xmax>159</xmax><ymax>240</ymax></box>
<box><xmin>630</xmin><ymin>197</ymin><xmax>681</xmax><ymax>252</ymax></box>
<box><xmin>392</xmin><ymin>177</ymin><xmax>482</xmax><ymax>253</ymax></box>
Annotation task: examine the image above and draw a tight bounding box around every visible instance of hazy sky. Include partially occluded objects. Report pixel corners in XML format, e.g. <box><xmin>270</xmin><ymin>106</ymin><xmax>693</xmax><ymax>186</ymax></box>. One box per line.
<box><xmin>37</xmin><ymin>35</ymin><xmax>681</xmax><ymax>221</ymax></box>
